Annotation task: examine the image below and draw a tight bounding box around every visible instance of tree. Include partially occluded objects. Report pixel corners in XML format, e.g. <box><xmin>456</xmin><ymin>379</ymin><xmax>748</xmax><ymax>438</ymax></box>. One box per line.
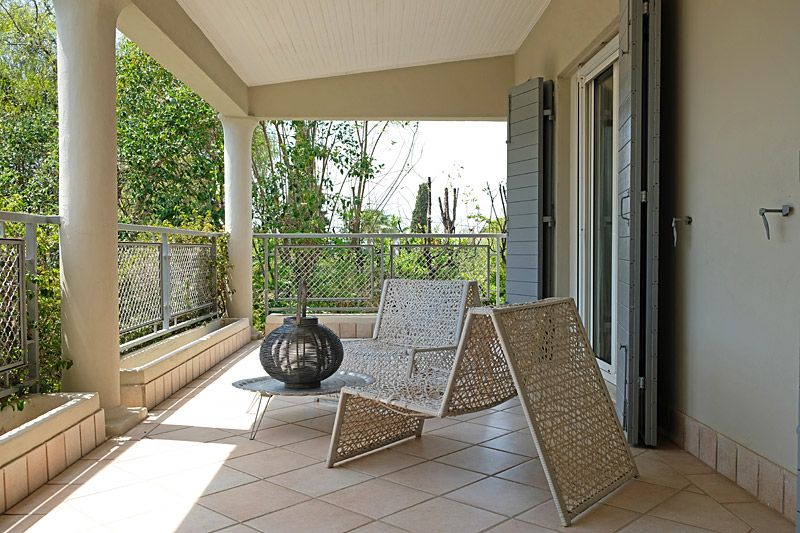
<box><xmin>116</xmin><ymin>37</ymin><xmax>225</xmax><ymax>227</ymax></box>
<box><xmin>410</xmin><ymin>179</ymin><xmax>431</xmax><ymax>233</ymax></box>
<box><xmin>0</xmin><ymin>0</ymin><xmax>58</xmax><ymax>214</ymax></box>
<box><xmin>438</xmin><ymin>186</ymin><xmax>458</xmax><ymax>234</ymax></box>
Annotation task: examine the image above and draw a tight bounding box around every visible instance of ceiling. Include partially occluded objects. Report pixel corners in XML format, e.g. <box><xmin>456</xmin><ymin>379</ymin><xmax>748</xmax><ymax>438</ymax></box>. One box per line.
<box><xmin>175</xmin><ymin>0</ymin><xmax>549</xmax><ymax>87</ymax></box>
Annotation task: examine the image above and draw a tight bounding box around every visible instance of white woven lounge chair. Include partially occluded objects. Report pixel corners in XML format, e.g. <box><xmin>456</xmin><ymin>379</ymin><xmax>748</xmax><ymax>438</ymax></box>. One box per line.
<box><xmin>328</xmin><ymin>297</ymin><xmax>638</xmax><ymax>527</ymax></box>
<box><xmin>327</xmin><ymin>304</ymin><xmax>517</xmax><ymax>467</ymax></box>
<box><xmin>341</xmin><ymin>279</ymin><xmax>481</xmax><ymax>383</ymax></box>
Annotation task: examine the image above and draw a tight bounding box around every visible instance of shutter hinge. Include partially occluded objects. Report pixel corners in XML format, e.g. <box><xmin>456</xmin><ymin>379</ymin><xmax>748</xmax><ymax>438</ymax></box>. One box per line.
<box><xmin>542</xmin><ymin>215</ymin><xmax>554</xmax><ymax>227</ymax></box>
<box><xmin>643</xmin><ymin>1</ymin><xmax>649</xmax><ymax>15</ymax></box>
<box><xmin>640</xmin><ymin>190</ymin><xmax>647</xmax><ymax>203</ymax></box>
<box><xmin>543</xmin><ymin>108</ymin><xmax>554</xmax><ymax>120</ymax></box>
<box><xmin>638</xmin><ymin>377</ymin><xmax>646</xmax><ymax>390</ymax></box>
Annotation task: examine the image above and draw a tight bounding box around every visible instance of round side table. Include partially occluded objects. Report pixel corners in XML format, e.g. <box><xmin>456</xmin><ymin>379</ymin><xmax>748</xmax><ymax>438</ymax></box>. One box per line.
<box><xmin>232</xmin><ymin>370</ymin><xmax>374</xmax><ymax>439</ymax></box>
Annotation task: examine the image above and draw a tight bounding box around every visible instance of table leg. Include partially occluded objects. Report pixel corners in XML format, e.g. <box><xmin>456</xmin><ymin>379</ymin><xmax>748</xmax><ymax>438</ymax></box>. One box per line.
<box><xmin>250</xmin><ymin>394</ymin><xmax>273</xmax><ymax>440</ymax></box>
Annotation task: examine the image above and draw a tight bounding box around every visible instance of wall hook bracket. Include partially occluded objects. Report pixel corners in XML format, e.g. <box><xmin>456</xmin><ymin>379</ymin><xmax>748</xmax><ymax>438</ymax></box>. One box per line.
<box><xmin>671</xmin><ymin>216</ymin><xmax>692</xmax><ymax>247</ymax></box>
<box><xmin>758</xmin><ymin>204</ymin><xmax>793</xmax><ymax>240</ymax></box>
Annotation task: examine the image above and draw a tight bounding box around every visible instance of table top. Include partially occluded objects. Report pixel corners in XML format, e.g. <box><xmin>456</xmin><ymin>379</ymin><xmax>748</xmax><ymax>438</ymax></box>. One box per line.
<box><xmin>232</xmin><ymin>370</ymin><xmax>374</xmax><ymax>396</ymax></box>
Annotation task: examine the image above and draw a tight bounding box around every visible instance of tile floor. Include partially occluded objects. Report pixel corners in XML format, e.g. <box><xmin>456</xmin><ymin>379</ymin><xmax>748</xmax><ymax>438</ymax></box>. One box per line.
<box><xmin>0</xmin><ymin>342</ymin><xmax>794</xmax><ymax>533</ymax></box>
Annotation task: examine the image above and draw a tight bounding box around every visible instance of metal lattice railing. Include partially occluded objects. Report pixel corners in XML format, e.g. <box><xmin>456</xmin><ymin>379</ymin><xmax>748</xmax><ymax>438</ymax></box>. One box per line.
<box><xmin>257</xmin><ymin>233</ymin><xmax>506</xmax><ymax>314</ymax></box>
<box><xmin>0</xmin><ymin>239</ymin><xmax>25</xmax><ymax>371</ymax></box>
<box><xmin>118</xmin><ymin>224</ymin><xmax>219</xmax><ymax>352</ymax></box>
<box><xmin>0</xmin><ymin>212</ymin><xmax>59</xmax><ymax>399</ymax></box>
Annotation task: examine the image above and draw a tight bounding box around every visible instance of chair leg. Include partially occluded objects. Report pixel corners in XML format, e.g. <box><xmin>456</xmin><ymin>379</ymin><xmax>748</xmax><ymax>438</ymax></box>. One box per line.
<box><xmin>327</xmin><ymin>392</ymin><xmax>425</xmax><ymax>467</ymax></box>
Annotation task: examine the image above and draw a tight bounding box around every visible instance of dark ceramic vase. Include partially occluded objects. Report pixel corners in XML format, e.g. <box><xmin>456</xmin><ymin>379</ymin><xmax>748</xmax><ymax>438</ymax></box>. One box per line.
<box><xmin>259</xmin><ymin>316</ymin><xmax>344</xmax><ymax>389</ymax></box>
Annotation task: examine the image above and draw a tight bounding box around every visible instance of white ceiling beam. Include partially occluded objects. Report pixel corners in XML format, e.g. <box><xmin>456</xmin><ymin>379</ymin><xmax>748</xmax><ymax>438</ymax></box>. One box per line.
<box><xmin>117</xmin><ymin>0</ymin><xmax>250</xmax><ymax>116</ymax></box>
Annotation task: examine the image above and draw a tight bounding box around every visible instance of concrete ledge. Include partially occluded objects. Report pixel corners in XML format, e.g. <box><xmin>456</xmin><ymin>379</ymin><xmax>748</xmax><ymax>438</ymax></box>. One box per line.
<box><xmin>265</xmin><ymin>313</ymin><xmax>376</xmax><ymax>339</ymax></box>
<box><xmin>0</xmin><ymin>393</ymin><xmax>104</xmax><ymax>511</ymax></box>
<box><xmin>120</xmin><ymin>318</ymin><xmax>251</xmax><ymax>409</ymax></box>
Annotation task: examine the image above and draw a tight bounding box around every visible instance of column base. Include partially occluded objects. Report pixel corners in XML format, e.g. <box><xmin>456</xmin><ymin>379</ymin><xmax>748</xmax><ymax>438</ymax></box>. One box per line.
<box><xmin>104</xmin><ymin>405</ymin><xmax>148</xmax><ymax>437</ymax></box>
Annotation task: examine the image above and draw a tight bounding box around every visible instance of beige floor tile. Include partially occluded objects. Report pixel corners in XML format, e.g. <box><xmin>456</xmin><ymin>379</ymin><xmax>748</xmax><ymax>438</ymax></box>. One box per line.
<box><xmin>25</xmin><ymin>503</ymin><xmax>103</xmax><ymax>533</ymax></box>
<box><xmin>495</xmin><ymin>458</ymin><xmax>551</xmax><ymax>490</ymax></box>
<box><xmin>66</xmin><ymin>481</ymin><xmax>186</xmax><ymax>523</ymax></box>
<box><xmin>284</xmin><ymin>435</ymin><xmax>334</xmax><ymax>460</ymax></box>
<box><xmin>342</xmin><ymin>449</ymin><xmax>425</xmax><ymax>476</ymax></box>
<box><xmin>485</xmin><ymin>519</ymin><xmax>558</xmax><ymax>532</ymax></box>
<box><xmin>618</xmin><ymin>515</ymin><xmax>715</xmax><ymax>532</ymax></box>
<box><xmin>429</xmin><ymin>422</ymin><xmax>510</xmax><ymax>444</ymax></box>
<box><xmin>225</xmin><ymin>447</ymin><xmax>317</xmax><ymax>478</ymax></box>
<box><xmin>602</xmin><ymin>480</ymin><xmax>678</xmax><ymax>513</ymax></box>
<box><xmin>245</xmin><ymin>499</ymin><xmax>371</xmax><ymax>533</ymax></box>
<box><xmin>648</xmin><ymin>491</ymin><xmax>750</xmax><ymax>533</ymax></box>
<box><xmin>502</xmin><ymin>405</ymin><xmax>525</xmax><ymax>416</ymax></box>
<box><xmin>446</xmin><ymin>476</ymin><xmax>551</xmax><ymax>516</ymax></box>
<box><xmin>199</xmin><ymin>480</ymin><xmax>308</xmax><ymax>521</ymax></box>
<box><xmin>517</xmin><ymin>500</ymin><xmax>639</xmax><ymax>532</ymax></box>
<box><xmin>321</xmin><ymin>478</ymin><xmax>432</xmax><ymax>518</ymax></box>
<box><xmin>494</xmin><ymin>398</ymin><xmax>521</xmax><ymax>410</ymax></box>
<box><xmin>103</xmin><ymin>504</ymin><xmax>236</xmax><ymax>533</ymax></box>
<box><xmin>209</xmin><ymin>435</ymin><xmax>273</xmax><ymax>459</ymax></box>
<box><xmin>295</xmin><ymin>413</ymin><xmax>336</xmax><ymax>433</ymax></box>
<box><xmin>470</xmin><ymin>411</ymin><xmax>530</xmax><ymax>431</ymax></box>
<box><xmin>384</xmin><ymin>461</ymin><xmax>484</xmax><ymax>494</ymax></box>
<box><xmin>267</xmin><ymin>404</ymin><xmax>330</xmax><ymax>423</ymax></box>
<box><xmin>436</xmin><ymin>445</ymin><xmax>529</xmax><ymax>475</ymax></box>
<box><xmin>252</xmin><ymin>423</ymin><xmax>326</xmax><ymax>446</ymax></box>
<box><xmin>268</xmin><ymin>462</ymin><xmax>371</xmax><ymax>497</ymax></box>
<box><xmin>482</xmin><ymin>430</ymin><xmax>538</xmax><ymax>457</ymax></box>
<box><xmin>48</xmin><ymin>459</ymin><xmax>111</xmax><ymax>485</ymax></box>
<box><xmin>154</xmin><ymin>464</ymin><xmax>259</xmax><ymax>496</ymax></box>
<box><xmin>650</xmin><ymin>448</ymin><xmax>715</xmax><ymax>475</ymax></box>
<box><xmin>149</xmin><ymin>425</ymin><xmax>234</xmax><ymax>443</ymax></box>
<box><xmin>724</xmin><ymin>501</ymin><xmax>794</xmax><ymax>533</ymax></box>
<box><xmin>383</xmin><ymin>496</ymin><xmax>505</xmax><ymax>533</ymax></box>
<box><xmin>349</xmin><ymin>521</ymin><xmax>408</xmax><ymax>533</ymax></box>
<box><xmin>214</xmin><ymin>525</ymin><xmax>261</xmax><ymax>533</ymax></box>
<box><xmin>686</xmin><ymin>484</ymin><xmax>705</xmax><ymax>494</ymax></box>
<box><xmin>0</xmin><ymin>514</ymin><xmax>41</xmax><ymax>532</ymax></box>
<box><xmin>113</xmin><ymin>446</ymin><xmax>226</xmax><ymax>480</ymax></box>
<box><xmin>422</xmin><ymin>417</ymin><xmax>462</xmax><ymax>432</ymax></box>
<box><xmin>687</xmin><ymin>473</ymin><xmax>755</xmax><ymax>503</ymax></box>
<box><xmin>5</xmin><ymin>483</ymin><xmax>77</xmax><ymax>514</ymax></box>
<box><xmin>392</xmin><ymin>434</ymin><xmax>471</xmax><ymax>459</ymax></box>
<box><xmin>634</xmin><ymin>454</ymin><xmax>691</xmax><ymax>489</ymax></box>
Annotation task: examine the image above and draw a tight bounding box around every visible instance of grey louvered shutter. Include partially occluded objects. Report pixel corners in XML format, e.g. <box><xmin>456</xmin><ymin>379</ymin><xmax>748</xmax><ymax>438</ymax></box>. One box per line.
<box><xmin>506</xmin><ymin>78</ymin><xmax>553</xmax><ymax>304</ymax></box>
<box><xmin>617</xmin><ymin>0</ymin><xmax>661</xmax><ymax>446</ymax></box>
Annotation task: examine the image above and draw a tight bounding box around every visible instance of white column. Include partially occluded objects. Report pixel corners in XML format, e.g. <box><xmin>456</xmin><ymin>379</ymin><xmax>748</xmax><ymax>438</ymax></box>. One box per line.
<box><xmin>220</xmin><ymin>116</ymin><xmax>258</xmax><ymax>328</ymax></box>
<box><xmin>55</xmin><ymin>0</ymin><xmax>129</xmax><ymax>413</ymax></box>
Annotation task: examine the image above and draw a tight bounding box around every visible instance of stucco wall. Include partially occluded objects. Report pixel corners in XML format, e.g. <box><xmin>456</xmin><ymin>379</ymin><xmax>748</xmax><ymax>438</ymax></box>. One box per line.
<box><xmin>670</xmin><ymin>0</ymin><xmax>800</xmax><ymax>470</ymax></box>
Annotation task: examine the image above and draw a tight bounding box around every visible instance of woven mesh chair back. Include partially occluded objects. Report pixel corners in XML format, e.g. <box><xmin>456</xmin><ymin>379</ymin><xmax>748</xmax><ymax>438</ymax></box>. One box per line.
<box><xmin>490</xmin><ymin>298</ymin><xmax>638</xmax><ymax>526</ymax></box>
<box><xmin>373</xmin><ymin>279</ymin><xmax>478</xmax><ymax>347</ymax></box>
<box><xmin>440</xmin><ymin>310</ymin><xmax>517</xmax><ymax>417</ymax></box>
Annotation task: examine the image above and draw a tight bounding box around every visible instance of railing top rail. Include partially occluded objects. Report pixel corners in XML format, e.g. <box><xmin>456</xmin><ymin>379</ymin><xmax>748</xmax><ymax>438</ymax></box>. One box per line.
<box><xmin>0</xmin><ymin>211</ymin><xmax>61</xmax><ymax>225</ymax></box>
<box><xmin>118</xmin><ymin>223</ymin><xmax>221</xmax><ymax>237</ymax></box>
<box><xmin>256</xmin><ymin>232</ymin><xmax>507</xmax><ymax>239</ymax></box>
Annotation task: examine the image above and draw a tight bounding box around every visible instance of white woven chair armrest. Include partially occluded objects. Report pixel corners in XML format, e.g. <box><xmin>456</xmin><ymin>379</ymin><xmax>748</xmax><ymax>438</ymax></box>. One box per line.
<box><xmin>340</xmin><ymin>372</ymin><xmax>448</xmax><ymax>417</ymax></box>
<box><xmin>407</xmin><ymin>345</ymin><xmax>458</xmax><ymax>378</ymax></box>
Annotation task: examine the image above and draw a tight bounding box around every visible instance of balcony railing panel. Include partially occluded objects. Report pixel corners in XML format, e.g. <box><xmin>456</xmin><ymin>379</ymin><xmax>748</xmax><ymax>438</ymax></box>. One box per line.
<box><xmin>118</xmin><ymin>225</ymin><xmax>219</xmax><ymax>353</ymax></box>
<box><xmin>257</xmin><ymin>233</ymin><xmax>506</xmax><ymax>314</ymax></box>
<box><xmin>0</xmin><ymin>212</ymin><xmax>59</xmax><ymax>400</ymax></box>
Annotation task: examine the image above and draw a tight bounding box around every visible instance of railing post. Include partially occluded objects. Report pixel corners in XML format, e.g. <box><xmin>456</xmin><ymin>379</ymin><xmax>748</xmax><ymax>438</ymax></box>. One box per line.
<box><xmin>24</xmin><ymin>223</ymin><xmax>40</xmax><ymax>389</ymax></box>
<box><xmin>211</xmin><ymin>236</ymin><xmax>218</xmax><ymax>317</ymax></box>
<box><xmin>264</xmin><ymin>236</ymin><xmax>270</xmax><ymax>318</ymax></box>
<box><xmin>495</xmin><ymin>236</ymin><xmax>502</xmax><ymax>306</ymax></box>
<box><xmin>161</xmin><ymin>232</ymin><xmax>171</xmax><ymax>330</ymax></box>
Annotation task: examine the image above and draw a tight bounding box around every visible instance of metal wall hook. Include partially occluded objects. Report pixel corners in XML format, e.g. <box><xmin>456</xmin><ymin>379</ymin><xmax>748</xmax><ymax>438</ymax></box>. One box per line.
<box><xmin>758</xmin><ymin>204</ymin><xmax>793</xmax><ymax>240</ymax></box>
<box><xmin>671</xmin><ymin>216</ymin><xmax>692</xmax><ymax>247</ymax></box>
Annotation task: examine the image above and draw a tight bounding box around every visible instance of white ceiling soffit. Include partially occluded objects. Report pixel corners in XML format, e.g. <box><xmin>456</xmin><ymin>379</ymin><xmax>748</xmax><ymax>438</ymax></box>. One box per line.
<box><xmin>175</xmin><ymin>0</ymin><xmax>549</xmax><ymax>87</ymax></box>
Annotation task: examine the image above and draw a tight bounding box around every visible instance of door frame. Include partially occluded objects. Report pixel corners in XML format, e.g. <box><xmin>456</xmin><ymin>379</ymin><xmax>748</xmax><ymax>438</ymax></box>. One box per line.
<box><xmin>575</xmin><ymin>37</ymin><xmax>620</xmax><ymax>382</ymax></box>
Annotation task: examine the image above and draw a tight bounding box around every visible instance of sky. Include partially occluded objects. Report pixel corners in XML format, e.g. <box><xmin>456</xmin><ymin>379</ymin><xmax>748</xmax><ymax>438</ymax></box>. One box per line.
<box><xmin>360</xmin><ymin>121</ymin><xmax>507</xmax><ymax>232</ymax></box>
